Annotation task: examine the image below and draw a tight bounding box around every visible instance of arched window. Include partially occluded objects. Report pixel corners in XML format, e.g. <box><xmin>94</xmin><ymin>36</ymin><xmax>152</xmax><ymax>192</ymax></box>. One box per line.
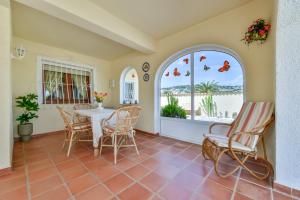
<box><xmin>159</xmin><ymin>46</ymin><xmax>244</xmax><ymax>123</ymax></box>
<box><xmin>120</xmin><ymin>67</ymin><xmax>139</xmax><ymax>104</ymax></box>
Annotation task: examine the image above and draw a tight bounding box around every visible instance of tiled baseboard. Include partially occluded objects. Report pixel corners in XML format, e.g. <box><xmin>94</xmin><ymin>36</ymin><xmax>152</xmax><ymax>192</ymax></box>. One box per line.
<box><xmin>274</xmin><ymin>182</ymin><xmax>300</xmax><ymax>199</ymax></box>
<box><xmin>0</xmin><ymin>167</ymin><xmax>12</xmax><ymax>176</ymax></box>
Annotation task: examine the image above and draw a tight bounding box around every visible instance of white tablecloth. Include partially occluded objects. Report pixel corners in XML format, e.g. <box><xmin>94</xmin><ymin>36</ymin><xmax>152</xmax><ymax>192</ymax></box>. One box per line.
<box><xmin>75</xmin><ymin>108</ymin><xmax>115</xmax><ymax>148</ymax></box>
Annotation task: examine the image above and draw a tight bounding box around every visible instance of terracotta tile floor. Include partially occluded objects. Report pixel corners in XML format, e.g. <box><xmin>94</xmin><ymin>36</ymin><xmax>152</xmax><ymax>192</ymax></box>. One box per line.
<box><xmin>0</xmin><ymin>131</ymin><xmax>299</xmax><ymax>200</ymax></box>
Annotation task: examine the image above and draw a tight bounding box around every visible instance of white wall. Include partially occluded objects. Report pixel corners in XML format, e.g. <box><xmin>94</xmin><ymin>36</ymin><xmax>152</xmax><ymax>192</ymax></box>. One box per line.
<box><xmin>12</xmin><ymin>37</ymin><xmax>113</xmax><ymax>136</ymax></box>
<box><xmin>0</xmin><ymin>0</ymin><xmax>13</xmax><ymax>169</ymax></box>
<box><xmin>275</xmin><ymin>0</ymin><xmax>300</xmax><ymax>190</ymax></box>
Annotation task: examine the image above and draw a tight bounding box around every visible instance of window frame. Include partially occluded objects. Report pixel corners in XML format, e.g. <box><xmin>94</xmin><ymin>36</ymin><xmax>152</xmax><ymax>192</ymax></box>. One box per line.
<box><xmin>37</xmin><ymin>56</ymin><xmax>96</xmax><ymax>105</ymax></box>
<box><xmin>154</xmin><ymin>44</ymin><xmax>246</xmax><ymax>132</ymax></box>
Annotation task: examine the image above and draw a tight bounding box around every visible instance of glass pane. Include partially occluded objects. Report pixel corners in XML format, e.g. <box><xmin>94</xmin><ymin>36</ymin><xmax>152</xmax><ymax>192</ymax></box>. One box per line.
<box><xmin>160</xmin><ymin>54</ymin><xmax>191</xmax><ymax>119</ymax></box>
<box><xmin>193</xmin><ymin>51</ymin><xmax>243</xmax><ymax>122</ymax></box>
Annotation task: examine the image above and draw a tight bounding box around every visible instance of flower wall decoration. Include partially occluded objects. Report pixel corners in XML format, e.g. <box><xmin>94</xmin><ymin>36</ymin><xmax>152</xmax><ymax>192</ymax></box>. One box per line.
<box><xmin>242</xmin><ymin>18</ymin><xmax>271</xmax><ymax>44</ymax></box>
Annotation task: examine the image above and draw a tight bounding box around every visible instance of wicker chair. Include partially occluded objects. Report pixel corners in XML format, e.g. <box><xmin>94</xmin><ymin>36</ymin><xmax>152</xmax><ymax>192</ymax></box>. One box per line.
<box><xmin>57</xmin><ymin>106</ymin><xmax>93</xmax><ymax>157</ymax></box>
<box><xmin>100</xmin><ymin>106</ymin><xmax>142</xmax><ymax>164</ymax></box>
<box><xmin>202</xmin><ymin>102</ymin><xmax>275</xmax><ymax>182</ymax></box>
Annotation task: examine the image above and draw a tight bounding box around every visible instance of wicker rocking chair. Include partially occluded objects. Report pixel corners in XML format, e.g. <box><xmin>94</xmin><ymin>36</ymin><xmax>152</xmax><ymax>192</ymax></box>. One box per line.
<box><xmin>202</xmin><ymin>102</ymin><xmax>275</xmax><ymax>182</ymax></box>
<box><xmin>57</xmin><ymin>106</ymin><xmax>93</xmax><ymax>157</ymax></box>
<box><xmin>100</xmin><ymin>106</ymin><xmax>142</xmax><ymax>164</ymax></box>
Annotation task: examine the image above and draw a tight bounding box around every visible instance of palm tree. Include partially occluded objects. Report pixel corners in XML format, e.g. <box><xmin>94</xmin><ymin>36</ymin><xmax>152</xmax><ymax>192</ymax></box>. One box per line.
<box><xmin>197</xmin><ymin>81</ymin><xmax>219</xmax><ymax>94</ymax></box>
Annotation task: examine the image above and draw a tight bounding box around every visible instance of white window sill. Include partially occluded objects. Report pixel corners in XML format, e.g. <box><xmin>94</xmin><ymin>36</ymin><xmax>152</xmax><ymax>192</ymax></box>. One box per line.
<box><xmin>160</xmin><ymin>116</ymin><xmax>233</xmax><ymax>125</ymax></box>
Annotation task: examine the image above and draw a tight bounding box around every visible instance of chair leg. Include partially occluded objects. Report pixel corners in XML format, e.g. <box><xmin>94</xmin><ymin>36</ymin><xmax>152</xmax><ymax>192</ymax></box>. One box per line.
<box><xmin>99</xmin><ymin>136</ymin><xmax>103</xmax><ymax>156</ymax></box>
<box><xmin>62</xmin><ymin>130</ymin><xmax>68</xmax><ymax>149</ymax></box>
<box><xmin>114</xmin><ymin>135</ymin><xmax>118</xmax><ymax>164</ymax></box>
<box><xmin>67</xmin><ymin>132</ymin><xmax>75</xmax><ymax>157</ymax></box>
<box><xmin>132</xmin><ymin>134</ymin><xmax>140</xmax><ymax>155</ymax></box>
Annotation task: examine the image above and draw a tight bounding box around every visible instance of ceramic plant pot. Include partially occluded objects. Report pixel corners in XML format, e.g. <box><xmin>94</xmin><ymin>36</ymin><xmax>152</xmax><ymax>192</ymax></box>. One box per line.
<box><xmin>18</xmin><ymin>123</ymin><xmax>33</xmax><ymax>142</ymax></box>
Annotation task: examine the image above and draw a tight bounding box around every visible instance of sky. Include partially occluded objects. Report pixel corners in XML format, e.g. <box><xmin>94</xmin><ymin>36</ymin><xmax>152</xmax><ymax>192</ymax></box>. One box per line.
<box><xmin>161</xmin><ymin>51</ymin><xmax>244</xmax><ymax>88</ymax></box>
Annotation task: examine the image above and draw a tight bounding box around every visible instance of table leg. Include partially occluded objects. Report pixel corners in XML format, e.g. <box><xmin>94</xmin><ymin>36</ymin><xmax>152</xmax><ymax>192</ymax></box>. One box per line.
<box><xmin>94</xmin><ymin>148</ymin><xmax>99</xmax><ymax>157</ymax></box>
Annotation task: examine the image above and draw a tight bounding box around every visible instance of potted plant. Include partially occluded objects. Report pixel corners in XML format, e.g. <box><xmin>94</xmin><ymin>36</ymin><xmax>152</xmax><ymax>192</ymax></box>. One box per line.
<box><xmin>161</xmin><ymin>92</ymin><xmax>187</xmax><ymax>119</ymax></box>
<box><xmin>16</xmin><ymin>93</ymin><xmax>39</xmax><ymax>141</ymax></box>
<box><xmin>93</xmin><ymin>91</ymin><xmax>108</xmax><ymax>109</ymax></box>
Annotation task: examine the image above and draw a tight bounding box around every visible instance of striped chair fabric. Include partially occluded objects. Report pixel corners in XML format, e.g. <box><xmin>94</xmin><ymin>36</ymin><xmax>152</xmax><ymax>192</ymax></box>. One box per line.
<box><xmin>206</xmin><ymin>102</ymin><xmax>274</xmax><ymax>151</ymax></box>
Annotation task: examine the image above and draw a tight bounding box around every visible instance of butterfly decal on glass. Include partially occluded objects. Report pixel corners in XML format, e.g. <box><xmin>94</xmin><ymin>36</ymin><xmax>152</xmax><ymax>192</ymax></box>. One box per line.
<box><xmin>218</xmin><ymin>60</ymin><xmax>230</xmax><ymax>72</ymax></box>
<box><xmin>183</xmin><ymin>58</ymin><xmax>189</xmax><ymax>64</ymax></box>
<box><xmin>173</xmin><ymin>68</ymin><xmax>181</xmax><ymax>76</ymax></box>
<box><xmin>185</xmin><ymin>70</ymin><xmax>190</xmax><ymax>76</ymax></box>
<box><xmin>203</xmin><ymin>65</ymin><xmax>210</xmax><ymax>71</ymax></box>
<box><xmin>200</xmin><ymin>56</ymin><xmax>206</xmax><ymax>62</ymax></box>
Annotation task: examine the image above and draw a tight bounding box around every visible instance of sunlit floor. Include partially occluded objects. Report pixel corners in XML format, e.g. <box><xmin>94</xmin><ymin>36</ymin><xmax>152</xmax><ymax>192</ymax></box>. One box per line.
<box><xmin>0</xmin><ymin>131</ymin><xmax>297</xmax><ymax>200</ymax></box>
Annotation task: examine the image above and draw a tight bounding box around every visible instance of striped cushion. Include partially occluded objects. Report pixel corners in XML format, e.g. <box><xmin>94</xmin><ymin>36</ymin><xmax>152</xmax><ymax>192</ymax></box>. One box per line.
<box><xmin>226</xmin><ymin>102</ymin><xmax>274</xmax><ymax>150</ymax></box>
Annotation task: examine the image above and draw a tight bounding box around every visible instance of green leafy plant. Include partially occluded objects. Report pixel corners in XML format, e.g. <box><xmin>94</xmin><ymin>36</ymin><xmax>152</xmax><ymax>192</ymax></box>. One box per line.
<box><xmin>16</xmin><ymin>93</ymin><xmax>39</xmax><ymax>125</ymax></box>
<box><xmin>161</xmin><ymin>92</ymin><xmax>187</xmax><ymax>119</ymax></box>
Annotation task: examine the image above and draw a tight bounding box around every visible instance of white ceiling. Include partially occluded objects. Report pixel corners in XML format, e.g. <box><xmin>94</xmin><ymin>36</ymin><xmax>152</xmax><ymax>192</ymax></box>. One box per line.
<box><xmin>12</xmin><ymin>2</ymin><xmax>133</xmax><ymax>60</ymax></box>
<box><xmin>90</xmin><ymin>0</ymin><xmax>251</xmax><ymax>39</ymax></box>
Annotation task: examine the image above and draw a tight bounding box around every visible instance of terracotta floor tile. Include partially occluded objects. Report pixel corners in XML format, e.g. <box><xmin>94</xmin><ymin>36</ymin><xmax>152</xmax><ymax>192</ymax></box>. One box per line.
<box><xmin>155</xmin><ymin>164</ymin><xmax>180</xmax><ymax>179</ymax></box>
<box><xmin>29</xmin><ymin>167</ymin><xmax>57</xmax><ymax>183</ymax></box>
<box><xmin>240</xmin><ymin>170</ymin><xmax>271</xmax><ymax>188</ymax></box>
<box><xmin>172</xmin><ymin>170</ymin><xmax>204</xmax><ymax>190</ymax></box>
<box><xmin>32</xmin><ymin>185</ymin><xmax>70</xmax><ymax>200</ymax></box>
<box><xmin>273</xmin><ymin>191</ymin><xmax>293</xmax><ymax>200</ymax></box>
<box><xmin>274</xmin><ymin>182</ymin><xmax>292</xmax><ymax>195</ymax></box>
<box><xmin>30</xmin><ymin>175</ymin><xmax>63</xmax><ymax>197</ymax></box>
<box><xmin>0</xmin><ymin>186</ymin><xmax>28</xmax><ymax>200</ymax></box>
<box><xmin>141</xmin><ymin>158</ymin><xmax>161</xmax><ymax>170</ymax></box>
<box><xmin>185</xmin><ymin>162</ymin><xmax>212</xmax><ymax>177</ymax></box>
<box><xmin>56</xmin><ymin>159</ymin><xmax>82</xmax><ymax>172</ymax></box>
<box><xmin>93</xmin><ymin>165</ymin><xmax>120</xmax><ymax>181</ymax></box>
<box><xmin>234</xmin><ymin>192</ymin><xmax>252</xmax><ymax>200</ymax></box>
<box><xmin>4</xmin><ymin>132</ymin><xmax>290</xmax><ymax>200</ymax></box>
<box><xmin>196</xmin><ymin>179</ymin><xmax>232</xmax><ymax>200</ymax></box>
<box><xmin>127</xmin><ymin>152</ymin><xmax>150</xmax><ymax>163</ymax></box>
<box><xmin>167</xmin><ymin>156</ymin><xmax>191</xmax><ymax>169</ymax></box>
<box><xmin>0</xmin><ymin>168</ymin><xmax>25</xmax><ymax>183</ymax></box>
<box><xmin>140</xmin><ymin>172</ymin><xmax>167</xmax><ymax>192</ymax></box>
<box><xmin>193</xmin><ymin>156</ymin><xmax>214</xmax><ymax>168</ymax></box>
<box><xmin>125</xmin><ymin>164</ymin><xmax>149</xmax><ymax>180</ymax></box>
<box><xmin>60</xmin><ymin>165</ymin><xmax>88</xmax><ymax>182</ymax></box>
<box><xmin>78</xmin><ymin>154</ymin><xmax>99</xmax><ymax>163</ymax></box>
<box><xmin>208</xmin><ymin>172</ymin><xmax>237</xmax><ymax>189</ymax></box>
<box><xmin>141</xmin><ymin>147</ymin><xmax>160</xmax><ymax>156</ymax></box>
<box><xmin>102</xmin><ymin>152</ymin><xmax>124</xmax><ymax>163</ymax></box>
<box><xmin>84</xmin><ymin>158</ymin><xmax>109</xmax><ymax>172</ymax></box>
<box><xmin>67</xmin><ymin>174</ymin><xmax>98</xmax><ymax>195</ymax></box>
<box><xmin>236</xmin><ymin>179</ymin><xmax>272</xmax><ymax>200</ymax></box>
<box><xmin>0</xmin><ymin>176</ymin><xmax>26</xmax><ymax>195</ymax></box>
<box><xmin>153</xmin><ymin>152</ymin><xmax>174</xmax><ymax>163</ymax></box>
<box><xmin>178</xmin><ymin>150</ymin><xmax>199</xmax><ymax>160</ymax></box>
<box><xmin>76</xmin><ymin>184</ymin><xmax>113</xmax><ymax>200</ymax></box>
<box><xmin>105</xmin><ymin>173</ymin><xmax>133</xmax><ymax>193</ymax></box>
<box><xmin>27</xmin><ymin>159</ymin><xmax>54</xmax><ymax>173</ymax></box>
<box><xmin>118</xmin><ymin>183</ymin><xmax>152</xmax><ymax>200</ymax></box>
<box><xmin>115</xmin><ymin>158</ymin><xmax>136</xmax><ymax>171</ymax></box>
<box><xmin>159</xmin><ymin>181</ymin><xmax>193</xmax><ymax>200</ymax></box>
<box><xmin>292</xmin><ymin>188</ymin><xmax>300</xmax><ymax>198</ymax></box>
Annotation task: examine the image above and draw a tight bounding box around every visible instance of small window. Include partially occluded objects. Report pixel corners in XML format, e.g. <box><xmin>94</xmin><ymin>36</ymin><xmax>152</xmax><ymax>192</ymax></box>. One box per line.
<box><xmin>120</xmin><ymin>68</ymin><xmax>139</xmax><ymax>104</ymax></box>
<box><xmin>38</xmin><ymin>57</ymin><xmax>94</xmax><ymax>104</ymax></box>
